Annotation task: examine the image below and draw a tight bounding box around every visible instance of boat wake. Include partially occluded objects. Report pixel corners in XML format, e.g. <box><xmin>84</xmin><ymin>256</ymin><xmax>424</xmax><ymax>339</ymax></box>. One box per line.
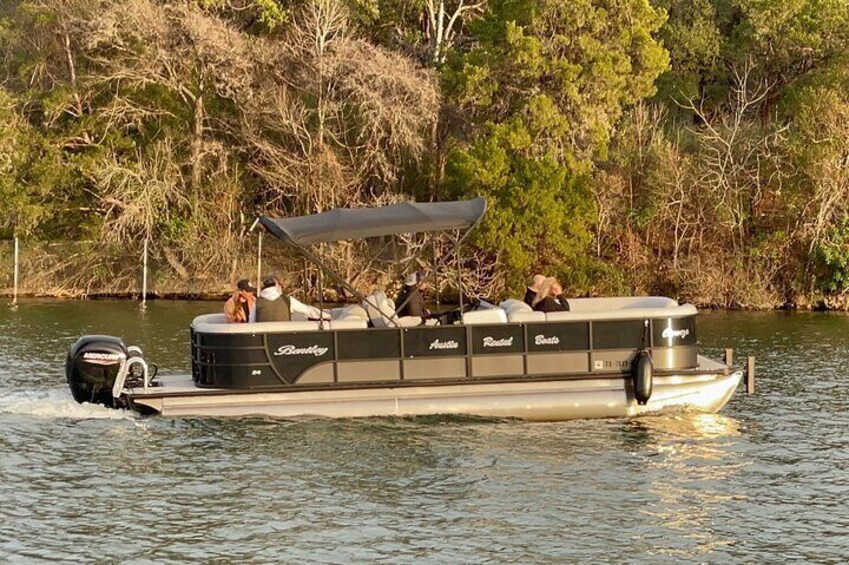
<box><xmin>0</xmin><ymin>388</ymin><xmax>135</xmax><ymax>420</ymax></box>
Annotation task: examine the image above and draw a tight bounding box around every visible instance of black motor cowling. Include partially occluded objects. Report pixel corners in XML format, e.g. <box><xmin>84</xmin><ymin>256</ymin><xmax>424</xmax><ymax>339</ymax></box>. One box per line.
<box><xmin>66</xmin><ymin>335</ymin><xmax>130</xmax><ymax>408</ymax></box>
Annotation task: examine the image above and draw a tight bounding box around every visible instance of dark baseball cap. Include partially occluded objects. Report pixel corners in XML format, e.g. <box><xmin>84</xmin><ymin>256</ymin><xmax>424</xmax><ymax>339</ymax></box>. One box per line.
<box><xmin>236</xmin><ymin>279</ymin><xmax>256</xmax><ymax>292</ymax></box>
<box><xmin>262</xmin><ymin>275</ymin><xmax>280</xmax><ymax>290</ymax></box>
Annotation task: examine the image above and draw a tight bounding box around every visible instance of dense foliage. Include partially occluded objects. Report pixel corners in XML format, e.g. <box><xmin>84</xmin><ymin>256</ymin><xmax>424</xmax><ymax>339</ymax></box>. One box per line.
<box><xmin>0</xmin><ymin>0</ymin><xmax>848</xmax><ymax>306</ymax></box>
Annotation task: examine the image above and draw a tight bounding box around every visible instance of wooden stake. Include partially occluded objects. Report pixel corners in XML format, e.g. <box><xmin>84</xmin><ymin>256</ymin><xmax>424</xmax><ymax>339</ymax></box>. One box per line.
<box><xmin>746</xmin><ymin>356</ymin><xmax>755</xmax><ymax>394</ymax></box>
<box><xmin>724</xmin><ymin>347</ymin><xmax>734</xmax><ymax>367</ymax></box>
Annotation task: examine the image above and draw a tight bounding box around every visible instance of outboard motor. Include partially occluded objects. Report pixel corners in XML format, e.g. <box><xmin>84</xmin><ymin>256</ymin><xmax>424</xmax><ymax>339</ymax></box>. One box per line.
<box><xmin>66</xmin><ymin>336</ymin><xmax>153</xmax><ymax>408</ymax></box>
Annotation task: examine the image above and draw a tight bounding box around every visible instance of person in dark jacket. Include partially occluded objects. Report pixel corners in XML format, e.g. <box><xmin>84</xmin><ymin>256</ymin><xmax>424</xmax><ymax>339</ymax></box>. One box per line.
<box><xmin>551</xmin><ymin>280</ymin><xmax>570</xmax><ymax>311</ymax></box>
<box><xmin>396</xmin><ymin>271</ymin><xmax>429</xmax><ymax>319</ymax></box>
<box><xmin>254</xmin><ymin>274</ymin><xmax>330</xmax><ymax>322</ymax></box>
<box><xmin>523</xmin><ymin>274</ymin><xmax>546</xmax><ymax>306</ymax></box>
<box><xmin>532</xmin><ymin>277</ymin><xmax>570</xmax><ymax>313</ymax></box>
<box><xmin>255</xmin><ymin>275</ymin><xmax>291</xmax><ymax>322</ymax></box>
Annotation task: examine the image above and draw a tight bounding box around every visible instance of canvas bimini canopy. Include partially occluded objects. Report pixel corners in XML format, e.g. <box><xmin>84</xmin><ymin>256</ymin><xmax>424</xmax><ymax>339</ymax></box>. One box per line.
<box><xmin>258</xmin><ymin>197</ymin><xmax>487</xmax><ymax>246</ymax></box>
<box><xmin>255</xmin><ymin>197</ymin><xmax>487</xmax><ymax>325</ymax></box>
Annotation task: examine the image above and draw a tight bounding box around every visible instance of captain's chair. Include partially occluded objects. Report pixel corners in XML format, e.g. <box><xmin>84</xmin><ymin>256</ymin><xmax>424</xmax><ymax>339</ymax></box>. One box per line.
<box><xmin>363</xmin><ymin>290</ymin><xmax>422</xmax><ymax>328</ymax></box>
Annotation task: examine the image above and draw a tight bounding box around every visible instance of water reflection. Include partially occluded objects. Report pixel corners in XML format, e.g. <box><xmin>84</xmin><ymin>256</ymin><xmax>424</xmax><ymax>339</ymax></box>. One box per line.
<box><xmin>621</xmin><ymin>412</ymin><xmax>748</xmax><ymax>559</ymax></box>
<box><xmin>629</xmin><ymin>411</ymin><xmax>742</xmax><ymax>441</ymax></box>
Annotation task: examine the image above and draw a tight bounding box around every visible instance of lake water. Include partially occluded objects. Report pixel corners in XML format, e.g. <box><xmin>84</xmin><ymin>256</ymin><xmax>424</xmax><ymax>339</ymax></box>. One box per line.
<box><xmin>1</xmin><ymin>300</ymin><xmax>848</xmax><ymax>563</ymax></box>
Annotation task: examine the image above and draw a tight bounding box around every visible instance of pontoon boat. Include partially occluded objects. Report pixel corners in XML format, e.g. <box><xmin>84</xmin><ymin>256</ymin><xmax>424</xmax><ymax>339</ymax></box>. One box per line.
<box><xmin>65</xmin><ymin>198</ymin><xmax>742</xmax><ymax>420</ymax></box>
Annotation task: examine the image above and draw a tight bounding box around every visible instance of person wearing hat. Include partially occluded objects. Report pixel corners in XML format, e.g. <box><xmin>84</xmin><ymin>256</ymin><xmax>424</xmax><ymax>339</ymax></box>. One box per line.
<box><xmin>254</xmin><ymin>274</ymin><xmax>331</xmax><ymax>322</ymax></box>
<box><xmin>224</xmin><ymin>279</ymin><xmax>256</xmax><ymax>323</ymax></box>
<box><xmin>532</xmin><ymin>277</ymin><xmax>570</xmax><ymax>313</ymax></box>
<box><xmin>255</xmin><ymin>275</ymin><xmax>291</xmax><ymax>322</ymax></box>
<box><xmin>396</xmin><ymin>271</ymin><xmax>429</xmax><ymax>319</ymax></box>
<box><xmin>524</xmin><ymin>274</ymin><xmax>546</xmax><ymax>306</ymax></box>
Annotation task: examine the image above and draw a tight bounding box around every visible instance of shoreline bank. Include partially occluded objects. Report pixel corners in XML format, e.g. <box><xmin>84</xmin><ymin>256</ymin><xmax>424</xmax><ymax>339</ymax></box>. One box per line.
<box><xmin>2</xmin><ymin>290</ymin><xmax>847</xmax><ymax>312</ymax></box>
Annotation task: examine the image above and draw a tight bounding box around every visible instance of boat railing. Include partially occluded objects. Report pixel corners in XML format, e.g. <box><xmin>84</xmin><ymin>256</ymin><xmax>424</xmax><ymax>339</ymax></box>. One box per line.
<box><xmin>112</xmin><ymin>355</ymin><xmax>151</xmax><ymax>397</ymax></box>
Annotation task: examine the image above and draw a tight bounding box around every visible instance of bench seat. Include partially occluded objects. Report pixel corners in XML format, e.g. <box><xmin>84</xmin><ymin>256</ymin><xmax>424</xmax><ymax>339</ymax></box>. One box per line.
<box><xmin>461</xmin><ymin>309</ymin><xmax>508</xmax><ymax>325</ymax></box>
<box><xmin>191</xmin><ymin>296</ymin><xmax>695</xmax><ymax>334</ymax></box>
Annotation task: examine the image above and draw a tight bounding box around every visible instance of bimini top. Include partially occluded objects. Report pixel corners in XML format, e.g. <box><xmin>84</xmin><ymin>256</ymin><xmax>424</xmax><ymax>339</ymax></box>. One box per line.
<box><xmin>259</xmin><ymin>197</ymin><xmax>486</xmax><ymax>245</ymax></box>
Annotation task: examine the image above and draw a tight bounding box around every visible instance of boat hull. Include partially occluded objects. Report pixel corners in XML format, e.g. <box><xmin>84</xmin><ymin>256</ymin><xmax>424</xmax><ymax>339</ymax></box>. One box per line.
<box><xmin>128</xmin><ymin>367</ymin><xmax>742</xmax><ymax>421</ymax></box>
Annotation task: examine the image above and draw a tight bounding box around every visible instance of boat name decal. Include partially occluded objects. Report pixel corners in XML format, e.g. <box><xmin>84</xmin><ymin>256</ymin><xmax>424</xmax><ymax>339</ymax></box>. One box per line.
<box><xmin>273</xmin><ymin>344</ymin><xmax>329</xmax><ymax>357</ymax></box>
<box><xmin>82</xmin><ymin>352</ymin><xmax>123</xmax><ymax>364</ymax></box>
<box><xmin>534</xmin><ymin>334</ymin><xmax>560</xmax><ymax>346</ymax></box>
<box><xmin>482</xmin><ymin>336</ymin><xmax>513</xmax><ymax>348</ymax></box>
<box><xmin>429</xmin><ymin>339</ymin><xmax>459</xmax><ymax>350</ymax></box>
<box><xmin>661</xmin><ymin>327</ymin><xmax>690</xmax><ymax>340</ymax></box>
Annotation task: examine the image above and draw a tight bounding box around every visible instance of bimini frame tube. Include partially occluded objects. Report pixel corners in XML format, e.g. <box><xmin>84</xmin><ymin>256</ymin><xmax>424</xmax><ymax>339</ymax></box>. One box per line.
<box><xmin>392</xmin><ymin>227</ymin><xmax>477</xmax><ymax>319</ymax></box>
<box><xmin>253</xmin><ymin>211</ymin><xmax>398</xmax><ymax>326</ymax></box>
<box><xmin>456</xmin><ymin>231</ymin><xmax>464</xmax><ymax>313</ymax></box>
<box><xmin>293</xmin><ymin>215</ymin><xmax>484</xmax><ymax>326</ymax></box>
<box><xmin>288</xmin><ymin>243</ymin><xmax>395</xmax><ymax>327</ymax></box>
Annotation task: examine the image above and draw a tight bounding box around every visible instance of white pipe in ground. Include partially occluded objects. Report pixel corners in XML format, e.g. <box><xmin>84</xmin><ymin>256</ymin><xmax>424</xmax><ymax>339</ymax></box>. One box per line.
<box><xmin>13</xmin><ymin>236</ymin><xmax>19</xmax><ymax>306</ymax></box>
<box><xmin>141</xmin><ymin>238</ymin><xmax>148</xmax><ymax>308</ymax></box>
<box><xmin>256</xmin><ymin>232</ymin><xmax>263</xmax><ymax>287</ymax></box>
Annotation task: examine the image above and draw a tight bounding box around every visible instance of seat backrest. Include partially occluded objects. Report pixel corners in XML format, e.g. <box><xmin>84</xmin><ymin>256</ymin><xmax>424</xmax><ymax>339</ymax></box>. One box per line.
<box><xmin>332</xmin><ymin>304</ymin><xmax>369</xmax><ymax>321</ymax></box>
<box><xmin>193</xmin><ymin>318</ymin><xmax>321</xmax><ymax>334</ymax></box>
<box><xmin>397</xmin><ymin>316</ymin><xmax>423</xmax><ymax>327</ymax></box>
<box><xmin>500</xmin><ymin>299</ymin><xmax>533</xmax><ymax>314</ymax></box>
<box><xmin>327</xmin><ymin>319</ymin><xmax>369</xmax><ymax>330</ymax></box>
<box><xmin>565</xmin><ymin>296</ymin><xmax>679</xmax><ymax>312</ymax></box>
<box><xmin>192</xmin><ymin>313</ymin><xmax>228</xmax><ymax>326</ymax></box>
<box><xmin>462</xmin><ymin>309</ymin><xmax>508</xmax><ymax>325</ymax></box>
<box><xmin>543</xmin><ymin>303</ymin><xmax>697</xmax><ymax>322</ymax></box>
<box><xmin>363</xmin><ymin>290</ymin><xmax>398</xmax><ymax>328</ymax></box>
<box><xmin>507</xmin><ymin>310</ymin><xmax>546</xmax><ymax>323</ymax></box>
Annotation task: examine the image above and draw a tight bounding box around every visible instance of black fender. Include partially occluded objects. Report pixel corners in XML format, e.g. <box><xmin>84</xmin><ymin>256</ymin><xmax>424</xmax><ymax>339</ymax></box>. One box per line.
<box><xmin>633</xmin><ymin>349</ymin><xmax>653</xmax><ymax>405</ymax></box>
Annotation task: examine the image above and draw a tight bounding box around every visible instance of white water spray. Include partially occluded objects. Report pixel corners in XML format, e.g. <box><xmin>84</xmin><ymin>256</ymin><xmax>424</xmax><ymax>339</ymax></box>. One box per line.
<box><xmin>0</xmin><ymin>388</ymin><xmax>135</xmax><ymax>420</ymax></box>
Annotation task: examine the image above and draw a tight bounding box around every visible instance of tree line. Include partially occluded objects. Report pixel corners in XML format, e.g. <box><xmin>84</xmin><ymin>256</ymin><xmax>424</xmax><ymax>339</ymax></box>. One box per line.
<box><xmin>0</xmin><ymin>0</ymin><xmax>847</xmax><ymax>307</ymax></box>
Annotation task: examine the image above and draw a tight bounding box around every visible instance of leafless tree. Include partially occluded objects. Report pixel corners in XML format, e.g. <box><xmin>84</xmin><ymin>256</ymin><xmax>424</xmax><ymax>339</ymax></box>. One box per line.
<box><xmin>680</xmin><ymin>61</ymin><xmax>787</xmax><ymax>252</ymax></box>
<box><xmin>244</xmin><ymin>0</ymin><xmax>439</xmax><ymax>215</ymax></box>
<box><xmin>422</xmin><ymin>0</ymin><xmax>486</xmax><ymax>63</ymax></box>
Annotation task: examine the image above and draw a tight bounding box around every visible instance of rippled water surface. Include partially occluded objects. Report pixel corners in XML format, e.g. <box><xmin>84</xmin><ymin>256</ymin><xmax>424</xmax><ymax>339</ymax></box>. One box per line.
<box><xmin>1</xmin><ymin>300</ymin><xmax>848</xmax><ymax>563</ymax></box>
